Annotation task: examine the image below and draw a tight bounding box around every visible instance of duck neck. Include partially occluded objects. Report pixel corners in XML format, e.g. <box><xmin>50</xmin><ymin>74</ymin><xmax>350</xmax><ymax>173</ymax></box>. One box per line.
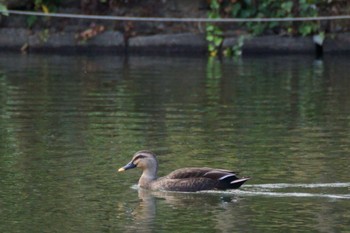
<box><xmin>138</xmin><ymin>166</ymin><xmax>157</xmax><ymax>189</ymax></box>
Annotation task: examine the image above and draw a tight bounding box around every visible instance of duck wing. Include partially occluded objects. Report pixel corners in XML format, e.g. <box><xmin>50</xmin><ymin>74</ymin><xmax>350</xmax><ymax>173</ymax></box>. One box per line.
<box><xmin>166</xmin><ymin>167</ymin><xmax>236</xmax><ymax>179</ymax></box>
<box><xmin>158</xmin><ymin>167</ymin><xmax>249</xmax><ymax>191</ymax></box>
<box><xmin>153</xmin><ymin>177</ymin><xmax>218</xmax><ymax>192</ymax></box>
<box><xmin>165</xmin><ymin>167</ymin><xmax>207</xmax><ymax>179</ymax></box>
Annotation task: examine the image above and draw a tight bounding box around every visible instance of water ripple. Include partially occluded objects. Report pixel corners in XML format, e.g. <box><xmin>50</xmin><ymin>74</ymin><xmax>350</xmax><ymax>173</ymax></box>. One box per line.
<box><xmin>203</xmin><ymin>182</ymin><xmax>350</xmax><ymax>200</ymax></box>
<box><xmin>235</xmin><ymin>182</ymin><xmax>350</xmax><ymax>199</ymax></box>
<box><xmin>245</xmin><ymin>182</ymin><xmax>350</xmax><ymax>189</ymax></box>
<box><xmin>234</xmin><ymin>190</ymin><xmax>350</xmax><ymax>199</ymax></box>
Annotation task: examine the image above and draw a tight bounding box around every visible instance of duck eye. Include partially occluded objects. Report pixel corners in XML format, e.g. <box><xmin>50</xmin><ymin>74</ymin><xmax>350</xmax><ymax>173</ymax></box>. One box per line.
<box><xmin>133</xmin><ymin>154</ymin><xmax>146</xmax><ymax>164</ymax></box>
<box><xmin>134</xmin><ymin>155</ymin><xmax>146</xmax><ymax>160</ymax></box>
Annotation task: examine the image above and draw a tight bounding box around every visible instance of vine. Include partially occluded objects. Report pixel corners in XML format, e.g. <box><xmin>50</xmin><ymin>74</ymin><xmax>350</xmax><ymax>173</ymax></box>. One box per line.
<box><xmin>206</xmin><ymin>0</ymin><xmax>324</xmax><ymax>57</ymax></box>
<box><xmin>27</xmin><ymin>0</ymin><xmax>61</xmax><ymax>27</ymax></box>
<box><xmin>206</xmin><ymin>0</ymin><xmax>223</xmax><ymax>57</ymax></box>
<box><xmin>0</xmin><ymin>2</ymin><xmax>8</xmax><ymax>16</ymax></box>
<box><xmin>229</xmin><ymin>0</ymin><xmax>320</xmax><ymax>36</ymax></box>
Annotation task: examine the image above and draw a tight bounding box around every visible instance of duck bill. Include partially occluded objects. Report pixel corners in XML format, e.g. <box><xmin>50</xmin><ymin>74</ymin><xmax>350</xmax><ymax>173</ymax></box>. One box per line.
<box><xmin>118</xmin><ymin>161</ymin><xmax>136</xmax><ymax>172</ymax></box>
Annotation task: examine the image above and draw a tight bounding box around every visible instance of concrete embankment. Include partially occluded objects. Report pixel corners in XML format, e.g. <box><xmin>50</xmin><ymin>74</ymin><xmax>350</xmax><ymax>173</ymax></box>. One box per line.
<box><xmin>1</xmin><ymin>28</ymin><xmax>350</xmax><ymax>55</ymax></box>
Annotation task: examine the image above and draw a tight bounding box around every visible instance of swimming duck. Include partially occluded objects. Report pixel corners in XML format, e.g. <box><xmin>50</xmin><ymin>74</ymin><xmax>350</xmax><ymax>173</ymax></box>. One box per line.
<box><xmin>118</xmin><ymin>150</ymin><xmax>250</xmax><ymax>192</ymax></box>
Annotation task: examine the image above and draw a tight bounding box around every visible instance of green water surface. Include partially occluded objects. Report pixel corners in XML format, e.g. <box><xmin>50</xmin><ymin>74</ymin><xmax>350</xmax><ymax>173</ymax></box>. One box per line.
<box><xmin>0</xmin><ymin>53</ymin><xmax>349</xmax><ymax>232</ymax></box>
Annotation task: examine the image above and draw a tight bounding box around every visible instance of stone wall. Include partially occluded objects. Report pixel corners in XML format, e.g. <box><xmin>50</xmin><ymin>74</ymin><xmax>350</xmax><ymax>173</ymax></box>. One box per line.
<box><xmin>1</xmin><ymin>0</ymin><xmax>350</xmax><ymax>54</ymax></box>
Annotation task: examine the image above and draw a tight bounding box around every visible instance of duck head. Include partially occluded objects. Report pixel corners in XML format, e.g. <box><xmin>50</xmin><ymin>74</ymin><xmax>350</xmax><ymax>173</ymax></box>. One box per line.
<box><xmin>118</xmin><ymin>150</ymin><xmax>158</xmax><ymax>174</ymax></box>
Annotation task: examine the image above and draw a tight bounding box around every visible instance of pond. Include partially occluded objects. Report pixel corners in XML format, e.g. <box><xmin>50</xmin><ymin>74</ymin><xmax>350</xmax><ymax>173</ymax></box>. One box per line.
<box><xmin>0</xmin><ymin>53</ymin><xmax>349</xmax><ymax>232</ymax></box>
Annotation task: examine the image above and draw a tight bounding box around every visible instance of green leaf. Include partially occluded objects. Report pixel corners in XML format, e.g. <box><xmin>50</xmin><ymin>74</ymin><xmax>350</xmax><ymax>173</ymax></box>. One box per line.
<box><xmin>281</xmin><ymin>1</ymin><xmax>293</xmax><ymax>13</ymax></box>
<box><xmin>240</xmin><ymin>9</ymin><xmax>253</xmax><ymax>18</ymax></box>
<box><xmin>206</xmin><ymin>35</ymin><xmax>214</xmax><ymax>42</ymax></box>
<box><xmin>206</xmin><ymin>25</ymin><xmax>215</xmax><ymax>31</ymax></box>
<box><xmin>27</xmin><ymin>15</ymin><xmax>38</xmax><ymax>28</ymax></box>
<box><xmin>231</xmin><ymin>4</ymin><xmax>242</xmax><ymax>16</ymax></box>
<box><xmin>214</xmin><ymin>37</ymin><xmax>223</xmax><ymax>46</ymax></box>
<box><xmin>0</xmin><ymin>4</ymin><xmax>9</xmax><ymax>16</ymax></box>
<box><xmin>299</xmin><ymin>24</ymin><xmax>313</xmax><ymax>36</ymax></box>
<box><xmin>208</xmin><ymin>44</ymin><xmax>216</xmax><ymax>52</ymax></box>
<box><xmin>313</xmin><ymin>32</ymin><xmax>325</xmax><ymax>45</ymax></box>
<box><xmin>210</xmin><ymin>0</ymin><xmax>220</xmax><ymax>10</ymax></box>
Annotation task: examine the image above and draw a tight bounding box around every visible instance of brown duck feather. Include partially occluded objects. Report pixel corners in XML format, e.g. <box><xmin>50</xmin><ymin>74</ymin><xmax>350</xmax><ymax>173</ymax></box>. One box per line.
<box><xmin>153</xmin><ymin>176</ymin><xmax>219</xmax><ymax>192</ymax></box>
<box><xmin>118</xmin><ymin>151</ymin><xmax>250</xmax><ymax>192</ymax></box>
<box><xmin>166</xmin><ymin>167</ymin><xmax>236</xmax><ymax>179</ymax></box>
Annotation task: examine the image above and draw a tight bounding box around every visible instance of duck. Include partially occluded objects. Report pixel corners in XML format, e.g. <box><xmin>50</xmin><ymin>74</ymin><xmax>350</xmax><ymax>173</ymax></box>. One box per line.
<box><xmin>118</xmin><ymin>150</ymin><xmax>250</xmax><ymax>192</ymax></box>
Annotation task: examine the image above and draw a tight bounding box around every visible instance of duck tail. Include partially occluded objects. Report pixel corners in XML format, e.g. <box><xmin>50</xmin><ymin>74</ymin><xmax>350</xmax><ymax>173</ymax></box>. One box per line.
<box><xmin>230</xmin><ymin>177</ymin><xmax>250</xmax><ymax>189</ymax></box>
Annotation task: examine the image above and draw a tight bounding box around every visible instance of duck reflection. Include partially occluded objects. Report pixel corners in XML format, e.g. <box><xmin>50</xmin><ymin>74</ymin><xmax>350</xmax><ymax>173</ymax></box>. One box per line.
<box><xmin>128</xmin><ymin>188</ymin><xmax>242</xmax><ymax>233</ymax></box>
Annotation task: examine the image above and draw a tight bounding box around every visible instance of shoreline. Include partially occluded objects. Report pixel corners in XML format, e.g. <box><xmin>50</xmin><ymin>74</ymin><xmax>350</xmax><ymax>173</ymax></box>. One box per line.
<box><xmin>1</xmin><ymin>28</ymin><xmax>350</xmax><ymax>55</ymax></box>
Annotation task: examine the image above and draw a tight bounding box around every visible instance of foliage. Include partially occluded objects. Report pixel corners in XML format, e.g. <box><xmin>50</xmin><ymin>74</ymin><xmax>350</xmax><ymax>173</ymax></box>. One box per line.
<box><xmin>27</xmin><ymin>0</ymin><xmax>61</xmax><ymax>27</ymax></box>
<box><xmin>206</xmin><ymin>0</ymin><xmax>250</xmax><ymax>57</ymax></box>
<box><xmin>228</xmin><ymin>0</ymin><xmax>320</xmax><ymax>36</ymax></box>
<box><xmin>226</xmin><ymin>35</ymin><xmax>246</xmax><ymax>57</ymax></box>
<box><xmin>0</xmin><ymin>2</ymin><xmax>8</xmax><ymax>16</ymax></box>
<box><xmin>206</xmin><ymin>0</ymin><xmax>324</xmax><ymax>57</ymax></box>
<box><xmin>206</xmin><ymin>0</ymin><xmax>223</xmax><ymax>57</ymax></box>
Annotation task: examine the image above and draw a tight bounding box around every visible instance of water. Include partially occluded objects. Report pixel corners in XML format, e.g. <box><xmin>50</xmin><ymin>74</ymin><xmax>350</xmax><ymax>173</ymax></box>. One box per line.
<box><xmin>0</xmin><ymin>53</ymin><xmax>350</xmax><ymax>232</ymax></box>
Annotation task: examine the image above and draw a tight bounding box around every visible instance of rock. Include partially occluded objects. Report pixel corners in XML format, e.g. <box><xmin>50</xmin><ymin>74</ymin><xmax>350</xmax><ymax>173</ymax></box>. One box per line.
<box><xmin>82</xmin><ymin>30</ymin><xmax>124</xmax><ymax>47</ymax></box>
<box><xmin>27</xmin><ymin>30</ymin><xmax>124</xmax><ymax>52</ymax></box>
<box><xmin>28</xmin><ymin>31</ymin><xmax>76</xmax><ymax>48</ymax></box>
<box><xmin>323</xmin><ymin>33</ymin><xmax>350</xmax><ymax>53</ymax></box>
<box><xmin>128</xmin><ymin>33</ymin><xmax>207</xmax><ymax>54</ymax></box>
<box><xmin>0</xmin><ymin>28</ymin><xmax>29</xmax><ymax>49</ymax></box>
<box><xmin>223</xmin><ymin>35</ymin><xmax>315</xmax><ymax>54</ymax></box>
<box><xmin>0</xmin><ymin>27</ymin><xmax>124</xmax><ymax>52</ymax></box>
